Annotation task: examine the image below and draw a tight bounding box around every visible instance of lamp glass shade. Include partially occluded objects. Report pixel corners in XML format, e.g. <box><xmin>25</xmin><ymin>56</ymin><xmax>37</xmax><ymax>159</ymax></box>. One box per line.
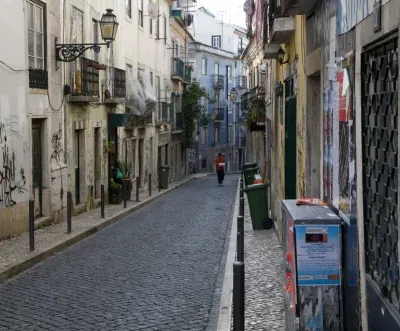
<box><xmin>230</xmin><ymin>88</ymin><xmax>238</xmax><ymax>102</ymax></box>
<box><xmin>275</xmin><ymin>82</ymin><xmax>283</xmax><ymax>96</ymax></box>
<box><xmin>277</xmin><ymin>47</ymin><xmax>285</xmax><ymax>63</ymax></box>
<box><xmin>100</xmin><ymin>9</ymin><xmax>119</xmax><ymax>42</ymax></box>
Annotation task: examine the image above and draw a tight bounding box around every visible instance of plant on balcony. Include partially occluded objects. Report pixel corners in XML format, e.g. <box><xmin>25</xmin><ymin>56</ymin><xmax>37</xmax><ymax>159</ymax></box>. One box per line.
<box><xmin>105</xmin><ymin>140</ymin><xmax>114</xmax><ymax>153</ymax></box>
<box><xmin>246</xmin><ymin>100</ymin><xmax>265</xmax><ymax>132</ymax></box>
<box><xmin>181</xmin><ymin>80</ymin><xmax>215</xmax><ymax>148</ymax></box>
<box><xmin>200</xmin><ymin>112</ymin><xmax>210</xmax><ymax>127</ymax></box>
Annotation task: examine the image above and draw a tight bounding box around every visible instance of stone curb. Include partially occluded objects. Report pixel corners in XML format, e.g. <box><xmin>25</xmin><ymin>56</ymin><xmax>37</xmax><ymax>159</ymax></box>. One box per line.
<box><xmin>0</xmin><ymin>176</ymin><xmax>202</xmax><ymax>283</ymax></box>
<box><xmin>217</xmin><ymin>178</ymin><xmax>240</xmax><ymax>330</ymax></box>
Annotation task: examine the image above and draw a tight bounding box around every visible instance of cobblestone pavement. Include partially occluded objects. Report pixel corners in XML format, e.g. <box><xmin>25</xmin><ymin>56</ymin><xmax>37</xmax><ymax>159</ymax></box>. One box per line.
<box><xmin>0</xmin><ymin>175</ymin><xmax>205</xmax><ymax>276</ymax></box>
<box><xmin>244</xmin><ymin>200</ymin><xmax>285</xmax><ymax>331</ymax></box>
<box><xmin>0</xmin><ymin>175</ymin><xmax>238</xmax><ymax>331</ymax></box>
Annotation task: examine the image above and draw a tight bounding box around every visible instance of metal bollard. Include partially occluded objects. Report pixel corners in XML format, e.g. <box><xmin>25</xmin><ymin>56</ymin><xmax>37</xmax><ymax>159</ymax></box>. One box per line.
<box><xmin>149</xmin><ymin>174</ymin><xmax>152</xmax><ymax>196</ymax></box>
<box><xmin>101</xmin><ymin>184</ymin><xmax>105</xmax><ymax>218</ymax></box>
<box><xmin>136</xmin><ymin>177</ymin><xmax>140</xmax><ymax>202</ymax></box>
<box><xmin>29</xmin><ymin>200</ymin><xmax>35</xmax><ymax>251</ymax></box>
<box><xmin>233</xmin><ymin>261</ymin><xmax>245</xmax><ymax>331</ymax></box>
<box><xmin>237</xmin><ymin>216</ymin><xmax>244</xmax><ymax>262</ymax></box>
<box><xmin>67</xmin><ymin>192</ymin><xmax>72</xmax><ymax>234</ymax></box>
<box><xmin>240</xmin><ymin>197</ymin><xmax>245</xmax><ymax>217</ymax></box>
<box><xmin>123</xmin><ymin>181</ymin><xmax>127</xmax><ymax>208</ymax></box>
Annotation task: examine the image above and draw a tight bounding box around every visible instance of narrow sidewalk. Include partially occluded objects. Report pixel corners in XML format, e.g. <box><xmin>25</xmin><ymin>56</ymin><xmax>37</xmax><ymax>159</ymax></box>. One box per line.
<box><xmin>243</xmin><ymin>198</ymin><xmax>285</xmax><ymax>330</ymax></box>
<box><xmin>0</xmin><ymin>174</ymin><xmax>207</xmax><ymax>283</ymax></box>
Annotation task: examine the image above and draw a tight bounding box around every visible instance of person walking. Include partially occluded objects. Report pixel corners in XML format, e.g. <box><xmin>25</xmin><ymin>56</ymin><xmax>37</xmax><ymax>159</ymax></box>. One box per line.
<box><xmin>215</xmin><ymin>153</ymin><xmax>225</xmax><ymax>186</ymax></box>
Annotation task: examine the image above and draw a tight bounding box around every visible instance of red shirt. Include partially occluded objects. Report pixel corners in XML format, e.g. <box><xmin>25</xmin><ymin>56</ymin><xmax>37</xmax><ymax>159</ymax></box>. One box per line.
<box><xmin>216</xmin><ymin>157</ymin><xmax>225</xmax><ymax>171</ymax></box>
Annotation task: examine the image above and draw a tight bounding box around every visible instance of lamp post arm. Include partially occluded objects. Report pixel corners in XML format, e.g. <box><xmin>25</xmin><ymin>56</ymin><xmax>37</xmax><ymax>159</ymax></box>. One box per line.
<box><xmin>55</xmin><ymin>37</ymin><xmax>110</xmax><ymax>63</ymax></box>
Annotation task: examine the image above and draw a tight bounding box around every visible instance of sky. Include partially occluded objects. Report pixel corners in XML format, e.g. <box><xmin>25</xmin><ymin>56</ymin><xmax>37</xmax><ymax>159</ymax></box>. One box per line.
<box><xmin>195</xmin><ymin>0</ymin><xmax>246</xmax><ymax>28</ymax></box>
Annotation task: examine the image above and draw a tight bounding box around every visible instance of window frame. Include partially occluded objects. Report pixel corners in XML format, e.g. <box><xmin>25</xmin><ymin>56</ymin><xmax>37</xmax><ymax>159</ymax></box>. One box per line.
<box><xmin>214</xmin><ymin>126</ymin><xmax>220</xmax><ymax>143</ymax></box>
<box><xmin>126</xmin><ymin>0</ymin><xmax>132</xmax><ymax>18</ymax></box>
<box><xmin>163</xmin><ymin>16</ymin><xmax>167</xmax><ymax>45</ymax></box>
<box><xmin>149</xmin><ymin>18</ymin><xmax>153</xmax><ymax>34</ymax></box>
<box><xmin>27</xmin><ymin>0</ymin><xmax>47</xmax><ymax>70</ymax></box>
<box><xmin>211</xmin><ymin>35</ymin><xmax>221</xmax><ymax>48</ymax></box>
<box><xmin>202</xmin><ymin>127</ymin><xmax>207</xmax><ymax>145</ymax></box>
<box><xmin>201</xmin><ymin>58</ymin><xmax>207</xmax><ymax>75</ymax></box>
<box><xmin>156</xmin><ymin>17</ymin><xmax>160</xmax><ymax>38</ymax></box>
<box><xmin>138</xmin><ymin>0</ymin><xmax>144</xmax><ymax>28</ymax></box>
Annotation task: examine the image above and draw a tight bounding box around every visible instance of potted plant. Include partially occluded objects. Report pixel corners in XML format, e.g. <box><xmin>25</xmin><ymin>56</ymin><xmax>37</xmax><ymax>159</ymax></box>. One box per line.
<box><xmin>105</xmin><ymin>140</ymin><xmax>114</xmax><ymax>153</ymax></box>
<box><xmin>109</xmin><ymin>179</ymin><xmax>122</xmax><ymax>204</ymax></box>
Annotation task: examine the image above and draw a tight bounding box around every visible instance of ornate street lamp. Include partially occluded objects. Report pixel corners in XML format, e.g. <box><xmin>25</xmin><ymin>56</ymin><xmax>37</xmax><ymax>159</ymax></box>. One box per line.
<box><xmin>230</xmin><ymin>87</ymin><xmax>238</xmax><ymax>102</ymax></box>
<box><xmin>277</xmin><ymin>47</ymin><xmax>289</xmax><ymax>65</ymax></box>
<box><xmin>275</xmin><ymin>81</ymin><xmax>284</xmax><ymax>97</ymax></box>
<box><xmin>55</xmin><ymin>9</ymin><xmax>119</xmax><ymax>63</ymax></box>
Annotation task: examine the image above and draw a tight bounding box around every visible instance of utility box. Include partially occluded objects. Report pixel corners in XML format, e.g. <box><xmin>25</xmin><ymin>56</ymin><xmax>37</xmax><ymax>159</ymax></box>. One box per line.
<box><xmin>281</xmin><ymin>200</ymin><xmax>343</xmax><ymax>331</ymax></box>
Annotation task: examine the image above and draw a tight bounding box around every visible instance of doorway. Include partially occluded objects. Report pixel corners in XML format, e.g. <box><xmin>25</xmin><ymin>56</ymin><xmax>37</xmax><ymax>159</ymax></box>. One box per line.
<box><xmin>138</xmin><ymin>139</ymin><xmax>144</xmax><ymax>187</ymax></box>
<box><xmin>94</xmin><ymin>128</ymin><xmax>101</xmax><ymax>199</ymax></box>
<box><xmin>32</xmin><ymin>120</ymin><xmax>42</xmax><ymax>218</ymax></box>
<box><xmin>284</xmin><ymin>78</ymin><xmax>297</xmax><ymax>199</ymax></box>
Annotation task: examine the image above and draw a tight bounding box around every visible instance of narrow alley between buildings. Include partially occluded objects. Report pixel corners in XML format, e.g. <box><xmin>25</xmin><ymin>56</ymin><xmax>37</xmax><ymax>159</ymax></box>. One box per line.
<box><xmin>0</xmin><ymin>176</ymin><xmax>238</xmax><ymax>331</ymax></box>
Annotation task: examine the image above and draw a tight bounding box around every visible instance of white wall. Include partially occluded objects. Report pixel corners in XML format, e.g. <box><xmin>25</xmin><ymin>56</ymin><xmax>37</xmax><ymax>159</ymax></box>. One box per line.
<box><xmin>0</xmin><ymin>0</ymin><xmax>30</xmax><ymax>237</ymax></box>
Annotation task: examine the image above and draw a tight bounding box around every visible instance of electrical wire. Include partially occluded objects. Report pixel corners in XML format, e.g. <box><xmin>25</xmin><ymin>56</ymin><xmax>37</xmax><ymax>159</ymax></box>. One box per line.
<box><xmin>0</xmin><ymin>60</ymin><xmax>27</xmax><ymax>72</ymax></box>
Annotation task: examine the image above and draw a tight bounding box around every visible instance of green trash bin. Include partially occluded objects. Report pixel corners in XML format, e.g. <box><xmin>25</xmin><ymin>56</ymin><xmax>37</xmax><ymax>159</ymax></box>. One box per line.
<box><xmin>158</xmin><ymin>165</ymin><xmax>170</xmax><ymax>189</ymax></box>
<box><xmin>243</xmin><ymin>183</ymin><xmax>273</xmax><ymax>230</ymax></box>
<box><xmin>243</xmin><ymin>167</ymin><xmax>258</xmax><ymax>187</ymax></box>
<box><xmin>242</xmin><ymin>163</ymin><xmax>257</xmax><ymax>171</ymax></box>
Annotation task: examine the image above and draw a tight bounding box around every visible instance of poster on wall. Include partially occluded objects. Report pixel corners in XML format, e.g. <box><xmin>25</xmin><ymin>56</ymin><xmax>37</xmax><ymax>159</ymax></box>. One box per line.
<box><xmin>337</xmin><ymin>55</ymin><xmax>357</xmax><ymax>223</ymax></box>
<box><xmin>337</xmin><ymin>0</ymin><xmax>390</xmax><ymax>35</ymax></box>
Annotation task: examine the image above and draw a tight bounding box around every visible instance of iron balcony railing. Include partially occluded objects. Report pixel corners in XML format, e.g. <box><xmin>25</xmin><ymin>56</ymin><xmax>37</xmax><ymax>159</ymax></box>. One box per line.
<box><xmin>108</xmin><ymin>67</ymin><xmax>126</xmax><ymax>99</ymax></box>
<box><xmin>237</xmin><ymin>75</ymin><xmax>246</xmax><ymax>89</ymax></box>
<box><xmin>173</xmin><ymin>112</ymin><xmax>183</xmax><ymax>131</ymax></box>
<box><xmin>29</xmin><ymin>68</ymin><xmax>48</xmax><ymax>89</ymax></box>
<box><xmin>171</xmin><ymin>9</ymin><xmax>185</xmax><ymax>25</ymax></box>
<box><xmin>213</xmin><ymin>74</ymin><xmax>224</xmax><ymax>89</ymax></box>
<box><xmin>184</xmin><ymin>67</ymin><xmax>192</xmax><ymax>84</ymax></box>
<box><xmin>214</xmin><ymin>108</ymin><xmax>224</xmax><ymax>121</ymax></box>
<box><xmin>71</xmin><ymin>58</ymin><xmax>100</xmax><ymax>96</ymax></box>
<box><xmin>172</xmin><ymin>58</ymin><xmax>185</xmax><ymax>80</ymax></box>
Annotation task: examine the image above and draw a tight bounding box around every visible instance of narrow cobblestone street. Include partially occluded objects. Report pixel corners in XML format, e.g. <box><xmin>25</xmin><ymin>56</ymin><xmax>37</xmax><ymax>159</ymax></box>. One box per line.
<box><xmin>244</xmin><ymin>201</ymin><xmax>285</xmax><ymax>331</ymax></box>
<box><xmin>0</xmin><ymin>176</ymin><xmax>238</xmax><ymax>331</ymax></box>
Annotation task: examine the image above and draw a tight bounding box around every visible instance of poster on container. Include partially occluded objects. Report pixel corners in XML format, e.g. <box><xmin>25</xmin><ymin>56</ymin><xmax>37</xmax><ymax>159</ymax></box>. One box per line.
<box><xmin>295</xmin><ymin>225</ymin><xmax>341</xmax><ymax>286</ymax></box>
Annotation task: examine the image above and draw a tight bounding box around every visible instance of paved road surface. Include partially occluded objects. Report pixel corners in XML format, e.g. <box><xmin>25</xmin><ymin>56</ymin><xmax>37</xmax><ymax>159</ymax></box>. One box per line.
<box><xmin>0</xmin><ymin>175</ymin><xmax>238</xmax><ymax>331</ymax></box>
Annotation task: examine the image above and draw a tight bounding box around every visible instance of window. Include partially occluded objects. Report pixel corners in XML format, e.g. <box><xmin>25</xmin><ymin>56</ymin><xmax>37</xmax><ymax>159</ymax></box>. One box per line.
<box><xmin>202</xmin><ymin>127</ymin><xmax>207</xmax><ymax>145</ymax></box>
<box><xmin>201</xmin><ymin>58</ymin><xmax>207</xmax><ymax>75</ymax></box>
<box><xmin>138</xmin><ymin>0</ymin><xmax>143</xmax><ymax>27</ymax></box>
<box><xmin>214</xmin><ymin>126</ymin><xmax>220</xmax><ymax>143</ymax></box>
<box><xmin>179</xmin><ymin>45</ymin><xmax>184</xmax><ymax>58</ymax></box>
<box><xmin>164</xmin><ymin>17</ymin><xmax>167</xmax><ymax>44</ymax></box>
<box><xmin>227</xmin><ymin>66</ymin><xmax>232</xmax><ymax>80</ymax></box>
<box><xmin>92</xmin><ymin>19</ymin><xmax>99</xmax><ymax>62</ymax></box>
<box><xmin>149</xmin><ymin>18</ymin><xmax>153</xmax><ymax>34</ymax></box>
<box><xmin>228</xmin><ymin>125</ymin><xmax>232</xmax><ymax>142</ymax></box>
<box><xmin>156</xmin><ymin>75</ymin><xmax>161</xmax><ymax>118</ymax></box>
<box><xmin>214</xmin><ymin>63</ymin><xmax>219</xmax><ymax>75</ymax></box>
<box><xmin>126</xmin><ymin>0</ymin><xmax>132</xmax><ymax>18</ymax></box>
<box><xmin>27</xmin><ymin>0</ymin><xmax>45</xmax><ymax>69</ymax></box>
<box><xmin>150</xmin><ymin>72</ymin><xmax>154</xmax><ymax>86</ymax></box>
<box><xmin>212</xmin><ymin>35</ymin><xmax>221</xmax><ymax>48</ymax></box>
<box><xmin>156</xmin><ymin>17</ymin><xmax>160</xmax><ymax>38</ymax></box>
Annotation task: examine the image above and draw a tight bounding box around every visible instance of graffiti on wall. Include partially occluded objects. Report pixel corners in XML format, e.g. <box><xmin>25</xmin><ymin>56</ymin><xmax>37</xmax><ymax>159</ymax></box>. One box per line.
<box><xmin>0</xmin><ymin>116</ymin><xmax>27</xmax><ymax>209</ymax></box>
<box><xmin>297</xmin><ymin>117</ymin><xmax>305</xmax><ymax>198</ymax></box>
<box><xmin>337</xmin><ymin>0</ymin><xmax>389</xmax><ymax>34</ymax></box>
<box><xmin>50</xmin><ymin>124</ymin><xmax>63</xmax><ymax>164</ymax></box>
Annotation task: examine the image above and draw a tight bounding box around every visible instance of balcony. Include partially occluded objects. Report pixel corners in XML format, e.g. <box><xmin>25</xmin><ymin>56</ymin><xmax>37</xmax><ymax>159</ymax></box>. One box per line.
<box><xmin>282</xmin><ymin>0</ymin><xmax>317</xmax><ymax>15</ymax></box>
<box><xmin>237</xmin><ymin>136</ymin><xmax>246</xmax><ymax>148</ymax></box>
<box><xmin>69</xmin><ymin>58</ymin><xmax>100</xmax><ymax>103</ymax></box>
<box><xmin>237</xmin><ymin>76</ymin><xmax>246</xmax><ymax>89</ymax></box>
<box><xmin>29</xmin><ymin>69</ymin><xmax>48</xmax><ymax>89</ymax></box>
<box><xmin>213</xmin><ymin>74</ymin><xmax>224</xmax><ymax>89</ymax></box>
<box><xmin>241</xmin><ymin>87</ymin><xmax>265</xmax><ymax>111</ymax></box>
<box><xmin>171</xmin><ymin>9</ymin><xmax>185</xmax><ymax>25</ymax></box>
<box><xmin>156</xmin><ymin>102</ymin><xmax>170</xmax><ymax>126</ymax></box>
<box><xmin>172</xmin><ymin>112</ymin><xmax>183</xmax><ymax>132</ymax></box>
<box><xmin>213</xmin><ymin>108</ymin><xmax>224</xmax><ymax>122</ymax></box>
<box><xmin>171</xmin><ymin>58</ymin><xmax>185</xmax><ymax>81</ymax></box>
<box><xmin>184</xmin><ymin>67</ymin><xmax>192</xmax><ymax>84</ymax></box>
<box><xmin>105</xmin><ymin>67</ymin><xmax>126</xmax><ymax>105</ymax></box>
<box><xmin>264</xmin><ymin>43</ymin><xmax>281</xmax><ymax>59</ymax></box>
<box><xmin>268</xmin><ymin>0</ymin><xmax>295</xmax><ymax>44</ymax></box>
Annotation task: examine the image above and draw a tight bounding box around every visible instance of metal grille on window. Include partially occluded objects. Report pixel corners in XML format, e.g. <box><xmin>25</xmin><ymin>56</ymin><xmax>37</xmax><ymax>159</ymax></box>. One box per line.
<box><xmin>362</xmin><ymin>36</ymin><xmax>399</xmax><ymax>307</ymax></box>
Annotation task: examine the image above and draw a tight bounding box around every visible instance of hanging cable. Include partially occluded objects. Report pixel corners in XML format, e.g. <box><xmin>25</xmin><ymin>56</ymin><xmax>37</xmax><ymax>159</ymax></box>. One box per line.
<box><xmin>0</xmin><ymin>60</ymin><xmax>27</xmax><ymax>72</ymax></box>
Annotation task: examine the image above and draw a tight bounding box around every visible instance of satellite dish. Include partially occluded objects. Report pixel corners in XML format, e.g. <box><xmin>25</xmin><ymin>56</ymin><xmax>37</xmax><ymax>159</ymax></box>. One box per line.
<box><xmin>148</xmin><ymin>2</ymin><xmax>159</xmax><ymax>20</ymax></box>
<box><xmin>260</xmin><ymin>63</ymin><xmax>267</xmax><ymax>73</ymax></box>
<box><xmin>164</xmin><ymin>79</ymin><xmax>173</xmax><ymax>92</ymax></box>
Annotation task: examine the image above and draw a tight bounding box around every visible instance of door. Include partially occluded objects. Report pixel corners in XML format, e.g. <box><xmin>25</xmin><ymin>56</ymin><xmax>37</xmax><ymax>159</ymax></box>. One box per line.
<box><xmin>32</xmin><ymin>122</ymin><xmax>42</xmax><ymax>218</ymax></box>
<box><xmin>75</xmin><ymin>131</ymin><xmax>80</xmax><ymax>204</ymax></box>
<box><xmin>139</xmin><ymin>139</ymin><xmax>144</xmax><ymax>187</ymax></box>
<box><xmin>94</xmin><ymin>128</ymin><xmax>101</xmax><ymax>198</ymax></box>
<box><xmin>284</xmin><ymin>78</ymin><xmax>297</xmax><ymax>199</ymax></box>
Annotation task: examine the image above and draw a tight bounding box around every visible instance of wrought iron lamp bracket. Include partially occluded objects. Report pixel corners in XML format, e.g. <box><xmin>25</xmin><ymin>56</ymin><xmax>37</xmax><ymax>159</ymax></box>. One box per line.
<box><xmin>55</xmin><ymin>37</ymin><xmax>110</xmax><ymax>67</ymax></box>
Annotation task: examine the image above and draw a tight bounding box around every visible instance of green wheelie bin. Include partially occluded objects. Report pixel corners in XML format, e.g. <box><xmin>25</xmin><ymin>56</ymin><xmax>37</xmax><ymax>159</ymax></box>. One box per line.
<box><xmin>243</xmin><ymin>167</ymin><xmax>259</xmax><ymax>187</ymax></box>
<box><xmin>242</xmin><ymin>162</ymin><xmax>257</xmax><ymax>171</ymax></box>
<box><xmin>158</xmin><ymin>165</ymin><xmax>170</xmax><ymax>189</ymax></box>
<box><xmin>243</xmin><ymin>183</ymin><xmax>273</xmax><ymax>230</ymax></box>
